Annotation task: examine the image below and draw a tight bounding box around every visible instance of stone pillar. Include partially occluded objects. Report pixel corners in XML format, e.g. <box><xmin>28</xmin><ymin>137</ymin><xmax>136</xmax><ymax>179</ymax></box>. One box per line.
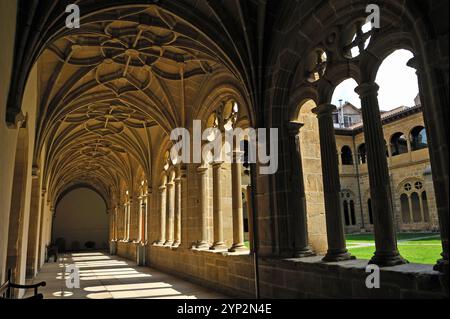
<box><xmin>129</xmin><ymin>198</ymin><xmax>139</xmax><ymax>241</ymax></box>
<box><xmin>210</xmin><ymin>161</ymin><xmax>227</xmax><ymax>250</ymax></box>
<box><xmin>26</xmin><ymin>171</ymin><xmax>42</xmax><ymax>277</ymax></box>
<box><xmin>179</xmin><ymin>167</ymin><xmax>189</xmax><ymax>249</ymax></box>
<box><xmin>124</xmin><ymin>202</ymin><xmax>130</xmax><ymax>241</ymax></box>
<box><xmin>173</xmin><ymin>171</ymin><xmax>182</xmax><ymax>247</ymax></box>
<box><xmin>114</xmin><ymin>205</ymin><xmax>119</xmax><ymax>241</ymax></box>
<box><xmin>144</xmin><ymin>189</ymin><xmax>151</xmax><ymax>244</ymax></box>
<box><xmin>312</xmin><ymin>104</ymin><xmax>353</xmax><ymax>262</ymax></box>
<box><xmin>229</xmin><ymin>151</ymin><xmax>247</xmax><ymax>252</ymax></box>
<box><xmin>196</xmin><ymin>166</ymin><xmax>210</xmax><ymax>249</ymax></box>
<box><xmin>117</xmin><ymin>204</ymin><xmax>124</xmax><ymax>240</ymax></box>
<box><xmin>408</xmin><ymin>57</ymin><xmax>448</xmax><ymax>277</ymax></box>
<box><xmin>287</xmin><ymin>122</ymin><xmax>314</xmax><ymax>257</ymax></box>
<box><xmin>164</xmin><ymin>181</ymin><xmax>175</xmax><ymax>246</ymax></box>
<box><xmin>140</xmin><ymin>198</ymin><xmax>146</xmax><ymax>242</ymax></box>
<box><xmin>37</xmin><ymin>190</ymin><xmax>47</xmax><ymax>268</ymax></box>
<box><xmin>155</xmin><ymin>186</ymin><xmax>166</xmax><ymax>245</ymax></box>
<box><xmin>355</xmin><ymin>82</ymin><xmax>407</xmax><ymax>266</ymax></box>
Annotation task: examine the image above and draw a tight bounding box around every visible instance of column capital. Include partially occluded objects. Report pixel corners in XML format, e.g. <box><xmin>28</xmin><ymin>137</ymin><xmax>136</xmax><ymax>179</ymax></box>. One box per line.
<box><xmin>158</xmin><ymin>185</ymin><xmax>166</xmax><ymax>192</ymax></box>
<box><xmin>212</xmin><ymin>160</ymin><xmax>225</xmax><ymax>167</ymax></box>
<box><xmin>312</xmin><ymin>103</ymin><xmax>337</xmax><ymax>117</ymax></box>
<box><xmin>355</xmin><ymin>82</ymin><xmax>379</xmax><ymax>98</ymax></box>
<box><xmin>197</xmin><ymin>165</ymin><xmax>209</xmax><ymax>174</ymax></box>
<box><xmin>407</xmin><ymin>57</ymin><xmax>418</xmax><ymax>70</ymax></box>
<box><xmin>287</xmin><ymin>122</ymin><xmax>305</xmax><ymax>136</ymax></box>
<box><xmin>166</xmin><ymin>181</ymin><xmax>175</xmax><ymax>188</ymax></box>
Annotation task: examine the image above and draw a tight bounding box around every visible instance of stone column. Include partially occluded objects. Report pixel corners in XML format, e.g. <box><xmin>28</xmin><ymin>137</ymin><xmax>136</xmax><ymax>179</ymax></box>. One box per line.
<box><xmin>287</xmin><ymin>122</ymin><xmax>314</xmax><ymax>258</ymax></box>
<box><xmin>155</xmin><ymin>186</ymin><xmax>166</xmax><ymax>245</ymax></box>
<box><xmin>355</xmin><ymin>82</ymin><xmax>407</xmax><ymax>266</ymax></box>
<box><xmin>122</xmin><ymin>203</ymin><xmax>127</xmax><ymax>241</ymax></box>
<box><xmin>140</xmin><ymin>199</ymin><xmax>146</xmax><ymax>242</ymax></box>
<box><xmin>129</xmin><ymin>198</ymin><xmax>139</xmax><ymax>241</ymax></box>
<box><xmin>37</xmin><ymin>190</ymin><xmax>47</xmax><ymax>268</ymax></box>
<box><xmin>210</xmin><ymin>161</ymin><xmax>227</xmax><ymax>250</ymax></box>
<box><xmin>179</xmin><ymin>167</ymin><xmax>189</xmax><ymax>249</ymax></box>
<box><xmin>173</xmin><ymin>171</ymin><xmax>182</xmax><ymax>247</ymax></box>
<box><xmin>229</xmin><ymin>151</ymin><xmax>247</xmax><ymax>252</ymax></box>
<box><xmin>312</xmin><ymin>104</ymin><xmax>353</xmax><ymax>262</ymax></box>
<box><xmin>26</xmin><ymin>171</ymin><xmax>42</xmax><ymax>277</ymax></box>
<box><xmin>164</xmin><ymin>181</ymin><xmax>175</xmax><ymax>246</ymax></box>
<box><xmin>196</xmin><ymin>166</ymin><xmax>210</xmax><ymax>249</ymax></box>
<box><xmin>144</xmin><ymin>189</ymin><xmax>152</xmax><ymax>244</ymax></box>
<box><xmin>408</xmin><ymin>57</ymin><xmax>448</xmax><ymax>275</ymax></box>
<box><xmin>114</xmin><ymin>206</ymin><xmax>119</xmax><ymax>240</ymax></box>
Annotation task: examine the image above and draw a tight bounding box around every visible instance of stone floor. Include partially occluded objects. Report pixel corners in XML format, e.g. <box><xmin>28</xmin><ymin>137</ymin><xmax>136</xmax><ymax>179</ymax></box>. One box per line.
<box><xmin>25</xmin><ymin>252</ymin><xmax>227</xmax><ymax>299</ymax></box>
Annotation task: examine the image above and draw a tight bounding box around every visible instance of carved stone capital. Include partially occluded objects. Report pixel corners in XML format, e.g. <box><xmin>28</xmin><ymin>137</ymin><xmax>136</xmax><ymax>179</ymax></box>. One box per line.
<box><xmin>312</xmin><ymin>103</ymin><xmax>337</xmax><ymax>117</ymax></box>
<box><xmin>355</xmin><ymin>82</ymin><xmax>379</xmax><ymax>98</ymax></box>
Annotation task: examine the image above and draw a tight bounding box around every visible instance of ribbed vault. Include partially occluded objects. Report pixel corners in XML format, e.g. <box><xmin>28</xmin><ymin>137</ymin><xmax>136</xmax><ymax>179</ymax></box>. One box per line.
<box><xmin>34</xmin><ymin>4</ymin><xmax>247</xmax><ymax>206</ymax></box>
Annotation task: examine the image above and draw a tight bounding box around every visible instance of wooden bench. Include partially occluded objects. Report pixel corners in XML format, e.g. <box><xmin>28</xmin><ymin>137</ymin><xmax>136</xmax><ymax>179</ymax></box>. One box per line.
<box><xmin>0</xmin><ymin>270</ymin><xmax>46</xmax><ymax>300</ymax></box>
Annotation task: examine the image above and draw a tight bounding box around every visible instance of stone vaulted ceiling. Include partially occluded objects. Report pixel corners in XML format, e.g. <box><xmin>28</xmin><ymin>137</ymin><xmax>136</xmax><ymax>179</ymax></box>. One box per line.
<box><xmin>34</xmin><ymin>4</ymin><xmax>246</xmax><ymax>204</ymax></box>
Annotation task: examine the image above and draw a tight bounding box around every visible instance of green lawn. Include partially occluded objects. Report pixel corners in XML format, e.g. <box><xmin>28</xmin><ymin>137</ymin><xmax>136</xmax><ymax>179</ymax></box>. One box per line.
<box><xmin>346</xmin><ymin>233</ymin><xmax>441</xmax><ymax>265</ymax></box>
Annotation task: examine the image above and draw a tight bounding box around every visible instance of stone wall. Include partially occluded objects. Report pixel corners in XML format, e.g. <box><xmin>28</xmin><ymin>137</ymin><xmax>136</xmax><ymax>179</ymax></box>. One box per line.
<box><xmin>140</xmin><ymin>246</ymin><xmax>446</xmax><ymax>299</ymax></box>
<box><xmin>117</xmin><ymin>241</ymin><xmax>138</xmax><ymax>262</ymax></box>
<box><xmin>258</xmin><ymin>257</ymin><xmax>446</xmax><ymax>299</ymax></box>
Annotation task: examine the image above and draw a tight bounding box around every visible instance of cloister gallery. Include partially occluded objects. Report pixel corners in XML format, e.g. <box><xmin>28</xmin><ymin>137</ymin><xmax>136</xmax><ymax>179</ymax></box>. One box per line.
<box><xmin>0</xmin><ymin>0</ymin><xmax>448</xmax><ymax>299</ymax></box>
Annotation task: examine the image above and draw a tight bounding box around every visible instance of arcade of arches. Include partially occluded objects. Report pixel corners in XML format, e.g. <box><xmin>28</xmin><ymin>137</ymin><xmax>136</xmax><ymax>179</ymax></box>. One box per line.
<box><xmin>0</xmin><ymin>0</ymin><xmax>448</xmax><ymax>299</ymax></box>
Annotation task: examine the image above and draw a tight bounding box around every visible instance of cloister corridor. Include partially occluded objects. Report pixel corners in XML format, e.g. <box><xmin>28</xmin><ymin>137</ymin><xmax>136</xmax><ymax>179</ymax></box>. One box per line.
<box><xmin>1</xmin><ymin>0</ymin><xmax>447</xmax><ymax>301</ymax></box>
<box><xmin>25</xmin><ymin>253</ymin><xmax>226</xmax><ymax>299</ymax></box>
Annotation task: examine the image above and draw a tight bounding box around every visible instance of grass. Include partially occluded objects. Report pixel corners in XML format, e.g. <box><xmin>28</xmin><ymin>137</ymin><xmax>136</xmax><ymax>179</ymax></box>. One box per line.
<box><xmin>346</xmin><ymin>232</ymin><xmax>441</xmax><ymax>265</ymax></box>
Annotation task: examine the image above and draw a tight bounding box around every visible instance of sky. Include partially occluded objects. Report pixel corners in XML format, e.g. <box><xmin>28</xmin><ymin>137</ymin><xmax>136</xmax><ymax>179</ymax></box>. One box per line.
<box><xmin>331</xmin><ymin>49</ymin><xmax>419</xmax><ymax>111</ymax></box>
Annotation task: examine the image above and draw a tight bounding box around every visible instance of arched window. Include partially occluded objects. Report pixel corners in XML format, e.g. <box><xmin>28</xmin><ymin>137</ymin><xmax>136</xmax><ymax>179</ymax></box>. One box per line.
<box><xmin>350</xmin><ymin>200</ymin><xmax>356</xmax><ymax>225</ymax></box>
<box><xmin>411</xmin><ymin>192</ymin><xmax>421</xmax><ymax>223</ymax></box>
<box><xmin>341</xmin><ymin>192</ymin><xmax>356</xmax><ymax>226</ymax></box>
<box><xmin>399</xmin><ymin>180</ymin><xmax>428</xmax><ymax>224</ymax></box>
<box><xmin>410</xmin><ymin>126</ymin><xmax>428</xmax><ymax>151</ymax></box>
<box><xmin>358</xmin><ymin>144</ymin><xmax>367</xmax><ymax>164</ymax></box>
<box><xmin>390</xmin><ymin>132</ymin><xmax>408</xmax><ymax>156</ymax></box>
<box><xmin>343</xmin><ymin>200</ymin><xmax>350</xmax><ymax>226</ymax></box>
<box><xmin>401</xmin><ymin>193</ymin><xmax>411</xmax><ymax>223</ymax></box>
<box><xmin>341</xmin><ymin>146</ymin><xmax>353</xmax><ymax>165</ymax></box>
<box><xmin>421</xmin><ymin>192</ymin><xmax>430</xmax><ymax>222</ymax></box>
<box><xmin>367</xmin><ymin>199</ymin><xmax>374</xmax><ymax>225</ymax></box>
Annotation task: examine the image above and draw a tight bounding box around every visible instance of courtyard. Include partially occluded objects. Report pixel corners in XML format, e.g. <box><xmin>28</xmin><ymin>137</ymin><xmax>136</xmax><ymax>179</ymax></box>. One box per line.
<box><xmin>346</xmin><ymin>233</ymin><xmax>442</xmax><ymax>264</ymax></box>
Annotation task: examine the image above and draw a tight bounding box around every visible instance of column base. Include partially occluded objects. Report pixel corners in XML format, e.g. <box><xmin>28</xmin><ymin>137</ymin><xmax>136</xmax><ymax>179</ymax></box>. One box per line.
<box><xmin>172</xmin><ymin>241</ymin><xmax>180</xmax><ymax>247</ymax></box>
<box><xmin>369</xmin><ymin>251</ymin><xmax>408</xmax><ymax>267</ymax></box>
<box><xmin>196</xmin><ymin>241</ymin><xmax>210</xmax><ymax>250</ymax></box>
<box><xmin>433</xmin><ymin>258</ymin><xmax>449</xmax><ymax>273</ymax></box>
<box><xmin>293</xmin><ymin>248</ymin><xmax>315</xmax><ymax>258</ymax></box>
<box><xmin>228</xmin><ymin>243</ymin><xmax>248</xmax><ymax>253</ymax></box>
<box><xmin>434</xmin><ymin>259</ymin><xmax>449</xmax><ymax>296</ymax></box>
<box><xmin>164</xmin><ymin>240</ymin><xmax>174</xmax><ymax>246</ymax></box>
<box><xmin>210</xmin><ymin>243</ymin><xmax>228</xmax><ymax>251</ymax></box>
<box><xmin>322</xmin><ymin>250</ymin><xmax>355</xmax><ymax>262</ymax></box>
<box><xmin>153</xmin><ymin>240</ymin><xmax>165</xmax><ymax>246</ymax></box>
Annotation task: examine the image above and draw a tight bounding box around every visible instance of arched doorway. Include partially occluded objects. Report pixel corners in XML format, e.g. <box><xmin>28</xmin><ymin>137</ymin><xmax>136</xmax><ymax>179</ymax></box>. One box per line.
<box><xmin>53</xmin><ymin>188</ymin><xmax>108</xmax><ymax>252</ymax></box>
